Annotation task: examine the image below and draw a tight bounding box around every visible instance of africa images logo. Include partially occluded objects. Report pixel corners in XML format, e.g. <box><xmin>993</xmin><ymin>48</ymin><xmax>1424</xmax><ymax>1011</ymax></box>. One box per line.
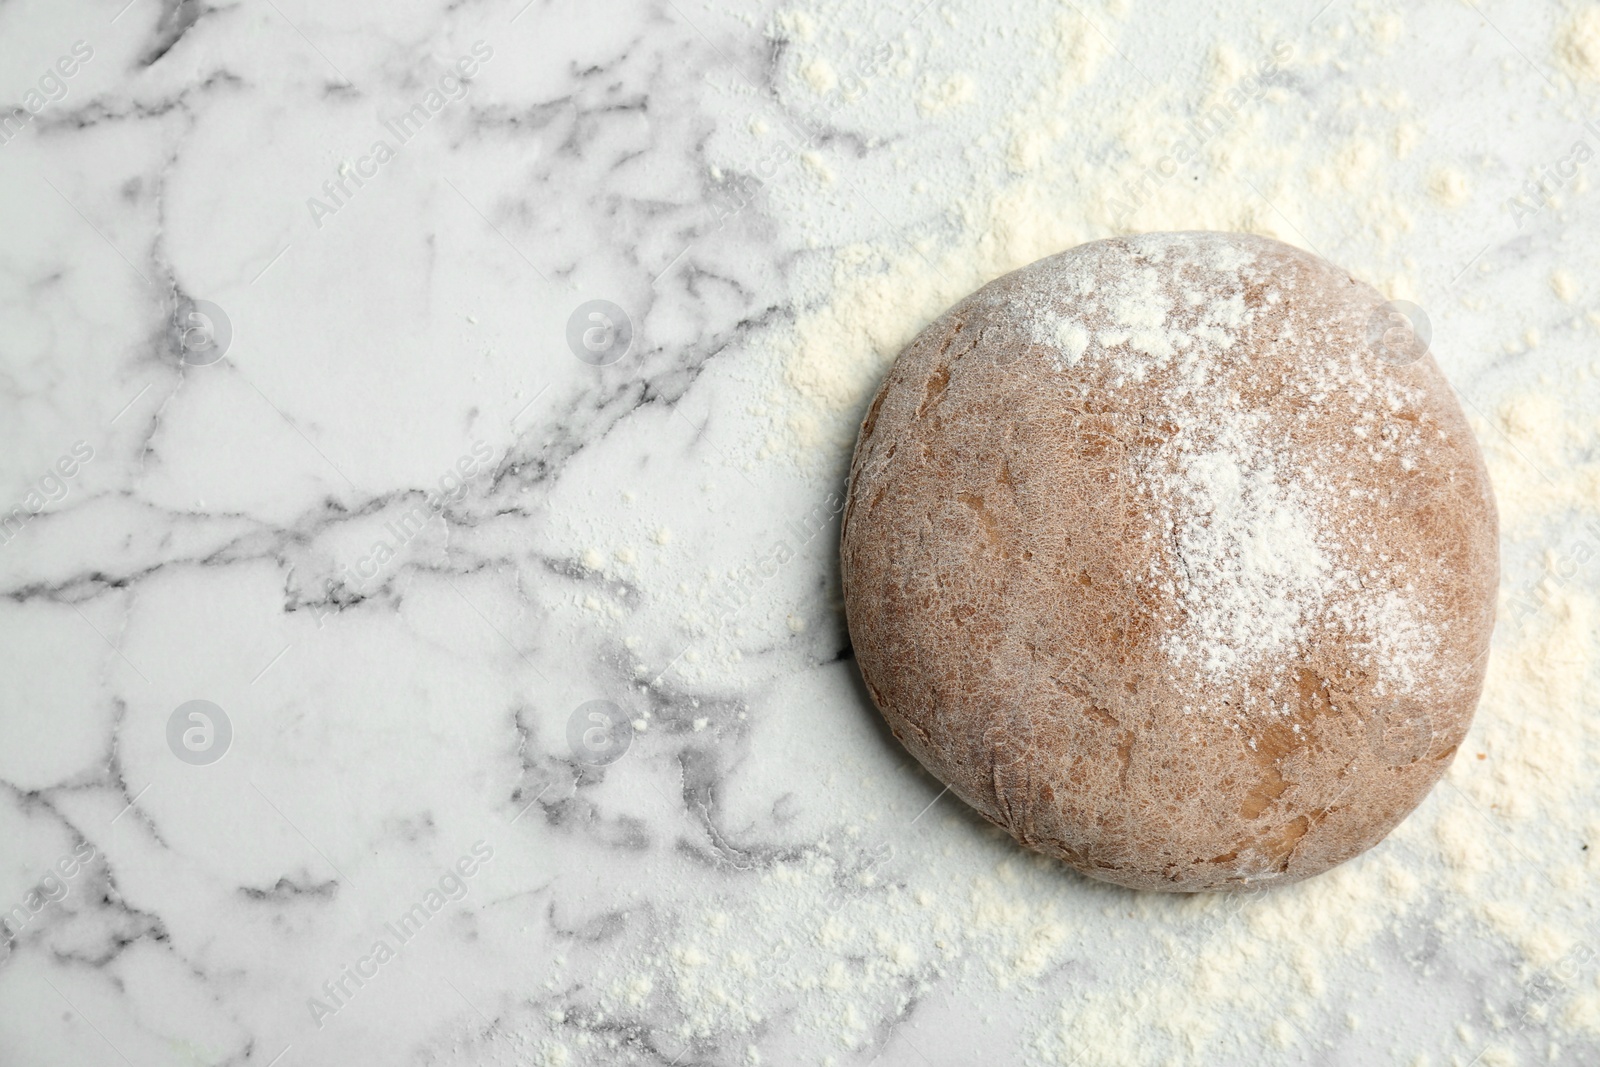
<box><xmin>0</xmin><ymin>441</ymin><xmax>93</xmax><ymax>548</ymax></box>
<box><xmin>566</xmin><ymin>300</ymin><xmax>633</xmax><ymax>366</ymax></box>
<box><xmin>306</xmin><ymin>841</ymin><xmax>494</xmax><ymax>1028</ymax></box>
<box><xmin>306</xmin><ymin>41</ymin><xmax>493</xmax><ymax>229</ymax></box>
<box><xmin>0</xmin><ymin>40</ymin><xmax>93</xmax><ymax>147</ymax></box>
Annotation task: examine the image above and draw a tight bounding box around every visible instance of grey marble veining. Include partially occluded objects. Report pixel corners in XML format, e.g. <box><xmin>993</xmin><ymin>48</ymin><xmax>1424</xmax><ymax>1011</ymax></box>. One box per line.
<box><xmin>4</xmin><ymin>0</ymin><xmax>1600</xmax><ymax>1065</ymax></box>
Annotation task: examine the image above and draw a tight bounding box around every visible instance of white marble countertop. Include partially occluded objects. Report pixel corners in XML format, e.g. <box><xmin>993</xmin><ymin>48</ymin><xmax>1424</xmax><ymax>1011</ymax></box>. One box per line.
<box><xmin>4</xmin><ymin>0</ymin><xmax>1600</xmax><ymax>1064</ymax></box>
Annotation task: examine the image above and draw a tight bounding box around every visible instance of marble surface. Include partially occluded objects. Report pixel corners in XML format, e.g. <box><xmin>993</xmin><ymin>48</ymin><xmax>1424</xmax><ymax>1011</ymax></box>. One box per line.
<box><xmin>3</xmin><ymin>0</ymin><xmax>1600</xmax><ymax>1064</ymax></box>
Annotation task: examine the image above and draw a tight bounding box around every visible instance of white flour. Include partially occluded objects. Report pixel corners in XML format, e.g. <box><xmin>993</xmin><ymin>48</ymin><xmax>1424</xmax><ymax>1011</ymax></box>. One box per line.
<box><xmin>1162</xmin><ymin>417</ymin><xmax>1332</xmax><ymax>685</ymax></box>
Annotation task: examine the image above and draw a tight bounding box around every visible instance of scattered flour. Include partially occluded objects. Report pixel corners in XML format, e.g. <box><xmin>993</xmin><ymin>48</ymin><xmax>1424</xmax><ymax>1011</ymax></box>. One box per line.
<box><xmin>1427</xmin><ymin>166</ymin><xmax>1471</xmax><ymax>209</ymax></box>
<box><xmin>1162</xmin><ymin>414</ymin><xmax>1333</xmax><ymax>684</ymax></box>
<box><xmin>1553</xmin><ymin>268</ymin><xmax>1580</xmax><ymax>303</ymax></box>
<box><xmin>1556</xmin><ymin>4</ymin><xmax>1600</xmax><ymax>82</ymax></box>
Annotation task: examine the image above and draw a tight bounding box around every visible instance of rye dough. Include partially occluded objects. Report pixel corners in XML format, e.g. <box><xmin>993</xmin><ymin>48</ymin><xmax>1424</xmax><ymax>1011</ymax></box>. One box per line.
<box><xmin>840</xmin><ymin>231</ymin><xmax>1498</xmax><ymax>892</ymax></box>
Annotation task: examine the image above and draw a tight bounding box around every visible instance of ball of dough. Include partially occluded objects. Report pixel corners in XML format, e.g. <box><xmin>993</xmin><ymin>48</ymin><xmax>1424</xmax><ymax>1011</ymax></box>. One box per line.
<box><xmin>840</xmin><ymin>232</ymin><xmax>1498</xmax><ymax>893</ymax></box>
